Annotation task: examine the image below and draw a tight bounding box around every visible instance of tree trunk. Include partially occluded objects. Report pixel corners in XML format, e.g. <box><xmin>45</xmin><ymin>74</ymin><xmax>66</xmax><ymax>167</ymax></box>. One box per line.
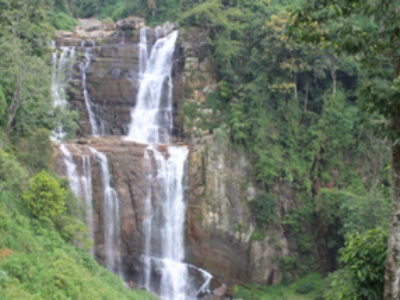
<box><xmin>331</xmin><ymin>70</ymin><xmax>337</xmax><ymax>97</ymax></box>
<box><xmin>384</xmin><ymin>140</ymin><xmax>400</xmax><ymax>299</ymax></box>
<box><xmin>294</xmin><ymin>73</ymin><xmax>298</xmax><ymax>99</ymax></box>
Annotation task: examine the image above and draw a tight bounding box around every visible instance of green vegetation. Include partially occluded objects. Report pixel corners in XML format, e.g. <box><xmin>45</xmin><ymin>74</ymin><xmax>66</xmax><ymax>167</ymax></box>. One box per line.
<box><xmin>0</xmin><ymin>197</ymin><xmax>154</xmax><ymax>300</ymax></box>
<box><xmin>176</xmin><ymin>0</ymin><xmax>393</xmax><ymax>297</ymax></box>
<box><xmin>234</xmin><ymin>273</ymin><xmax>324</xmax><ymax>300</ymax></box>
<box><xmin>50</xmin><ymin>0</ymin><xmax>181</xmax><ymax>24</ymax></box>
<box><xmin>24</xmin><ymin>170</ymin><xmax>67</xmax><ymax>219</ymax></box>
<box><xmin>249</xmin><ymin>192</ymin><xmax>277</xmax><ymax>229</ymax></box>
<box><xmin>0</xmin><ymin>151</ymin><xmax>154</xmax><ymax>299</ymax></box>
<box><xmin>324</xmin><ymin>228</ymin><xmax>387</xmax><ymax>300</ymax></box>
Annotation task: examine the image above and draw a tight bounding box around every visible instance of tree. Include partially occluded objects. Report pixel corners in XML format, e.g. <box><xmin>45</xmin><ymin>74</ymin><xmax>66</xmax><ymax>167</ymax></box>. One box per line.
<box><xmin>0</xmin><ymin>37</ymin><xmax>52</xmax><ymax>149</ymax></box>
<box><xmin>0</xmin><ymin>150</ymin><xmax>27</xmax><ymax>196</ymax></box>
<box><xmin>288</xmin><ymin>1</ymin><xmax>400</xmax><ymax>298</ymax></box>
<box><xmin>23</xmin><ymin>170</ymin><xmax>66</xmax><ymax>219</ymax></box>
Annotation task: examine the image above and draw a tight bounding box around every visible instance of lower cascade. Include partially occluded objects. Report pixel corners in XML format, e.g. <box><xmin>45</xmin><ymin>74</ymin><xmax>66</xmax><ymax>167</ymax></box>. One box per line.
<box><xmin>142</xmin><ymin>146</ymin><xmax>212</xmax><ymax>300</ymax></box>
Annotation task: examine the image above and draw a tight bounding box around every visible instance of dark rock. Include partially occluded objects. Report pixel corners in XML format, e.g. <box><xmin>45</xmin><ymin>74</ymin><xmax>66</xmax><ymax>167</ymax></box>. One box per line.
<box><xmin>116</xmin><ymin>17</ymin><xmax>145</xmax><ymax>30</ymax></box>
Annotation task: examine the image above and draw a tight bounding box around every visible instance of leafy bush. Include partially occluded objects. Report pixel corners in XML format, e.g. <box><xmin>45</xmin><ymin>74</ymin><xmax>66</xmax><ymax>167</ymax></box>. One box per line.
<box><xmin>0</xmin><ymin>150</ymin><xmax>27</xmax><ymax>196</ymax></box>
<box><xmin>50</xmin><ymin>12</ymin><xmax>79</xmax><ymax>31</ymax></box>
<box><xmin>249</xmin><ymin>192</ymin><xmax>276</xmax><ymax>229</ymax></box>
<box><xmin>324</xmin><ymin>228</ymin><xmax>387</xmax><ymax>300</ymax></box>
<box><xmin>281</xmin><ymin>255</ymin><xmax>297</xmax><ymax>271</ymax></box>
<box><xmin>17</xmin><ymin>128</ymin><xmax>53</xmax><ymax>175</ymax></box>
<box><xmin>55</xmin><ymin>215</ymin><xmax>93</xmax><ymax>251</ymax></box>
<box><xmin>295</xmin><ymin>282</ymin><xmax>315</xmax><ymax>294</ymax></box>
<box><xmin>23</xmin><ymin>170</ymin><xmax>66</xmax><ymax>220</ymax></box>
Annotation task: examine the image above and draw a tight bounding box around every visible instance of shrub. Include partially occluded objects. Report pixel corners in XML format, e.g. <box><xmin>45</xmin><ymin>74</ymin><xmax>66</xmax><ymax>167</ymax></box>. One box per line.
<box><xmin>324</xmin><ymin>228</ymin><xmax>387</xmax><ymax>300</ymax></box>
<box><xmin>17</xmin><ymin>128</ymin><xmax>53</xmax><ymax>175</ymax></box>
<box><xmin>249</xmin><ymin>192</ymin><xmax>276</xmax><ymax>229</ymax></box>
<box><xmin>23</xmin><ymin>170</ymin><xmax>66</xmax><ymax>219</ymax></box>
<box><xmin>0</xmin><ymin>149</ymin><xmax>26</xmax><ymax>196</ymax></box>
<box><xmin>281</xmin><ymin>255</ymin><xmax>297</xmax><ymax>271</ymax></box>
<box><xmin>295</xmin><ymin>282</ymin><xmax>315</xmax><ymax>294</ymax></box>
<box><xmin>55</xmin><ymin>215</ymin><xmax>93</xmax><ymax>251</ymax></box>
<box><xmin>50</xmin><ymin>12</ymin><xmax>79</xmax><ymax>31</ymax></box>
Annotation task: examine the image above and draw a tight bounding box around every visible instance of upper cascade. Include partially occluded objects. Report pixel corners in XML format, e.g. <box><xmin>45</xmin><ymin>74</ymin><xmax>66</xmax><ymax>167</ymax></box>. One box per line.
<box><xmin>126</xmin><ymin>29</ymin><xmax>178</xmax><ymax>144</ymax></box>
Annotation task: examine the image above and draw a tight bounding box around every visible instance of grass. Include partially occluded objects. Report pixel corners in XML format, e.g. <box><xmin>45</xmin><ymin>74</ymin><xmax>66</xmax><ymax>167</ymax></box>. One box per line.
<box><xmin>0</xmin><ymin>192</ymin><xmax>155</xmax><ymax>300</ymax></box>
<box><xmin>234</xmin><ymin>273</ymin><xmax>324</xmax><ymax>300</ymax></box>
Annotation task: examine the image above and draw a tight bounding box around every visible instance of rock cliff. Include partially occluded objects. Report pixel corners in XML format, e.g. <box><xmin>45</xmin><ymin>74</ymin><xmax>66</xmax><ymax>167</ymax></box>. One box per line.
<box><xmin>54</xmin><ymin>19</ymin><xmax>294</xmax><ymax>292</ymax></box>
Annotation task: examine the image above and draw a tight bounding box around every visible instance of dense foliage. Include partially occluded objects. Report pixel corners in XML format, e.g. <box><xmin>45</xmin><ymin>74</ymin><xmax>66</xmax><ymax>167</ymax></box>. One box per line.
<box><xmin>325</xmin><ymin>228</ymin><xmax>387</xmax><ymax>300</ymax></box>
<box><xmin>23</xmin><ymin>170</ymin><xmax>67</xmax><ymax>219</ymax></box>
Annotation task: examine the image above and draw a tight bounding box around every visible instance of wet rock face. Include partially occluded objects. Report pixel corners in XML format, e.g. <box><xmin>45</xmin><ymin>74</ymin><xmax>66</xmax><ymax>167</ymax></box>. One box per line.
<box><xmin>56</xmin><ymin>26</ymin><xmax>184</xmax><ymax>137</ymax></box>
<box><xmin>54</xmin><ymin>137</ymin><xmax>173</xmax><ymax>281</ymax></box>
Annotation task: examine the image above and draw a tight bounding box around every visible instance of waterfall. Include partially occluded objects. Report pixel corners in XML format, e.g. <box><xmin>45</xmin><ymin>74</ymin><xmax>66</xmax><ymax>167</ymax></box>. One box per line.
<box><xmin>60</xmin><ymin>144</ymin><xmax>82</xmax><ymax>198</ymax></box>
<box><xmin>82</xmin><ymin>155</ymin><xmax>95</xmax><ymax>255</ymax></box>
<box><xmin>60</xmin><ymin>145</ymin><xmax>95</xmax><ymax>255</ymax></box>
<box><xmin>127</xmin><ymin>29</ymin><xmax>212</xmax><ymax>300</ymax></box>
<box><xmin>126</xmin><ymin>30</ymin><xmax>178</xmax><ymax>144</ymax></box>
<box><xmin>51</xmin><ymin>47</ymin><xmax>75</xmax><ymax>140</ymax></box>
<box><xmin>139</xmin><ymin>28</ymin><xmax>148</xmax><ymax>77</ymax></box>
<box><xmin>89</xmin><ymin>147</ymin><xmax>122</xmax><ymax>275</ymax></box>
<box><xmin>154</xmin><ymin>146</ymin><xmax>190</xmax><ymax>300</ymax></box>
<box><xmin>143</xmin><ymin>149</ymin><xmax>153</xmax><ymax>291</ymax></box>
<box><xmin>80</xmin><ymin>48</ymin><xmax>102</xmax><ymax>137</ymax></box>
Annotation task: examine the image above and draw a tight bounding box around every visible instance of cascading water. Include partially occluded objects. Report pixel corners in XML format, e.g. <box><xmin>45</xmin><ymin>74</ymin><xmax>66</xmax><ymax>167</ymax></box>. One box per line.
<box><xmin>60</xmin><ymin>144</ymin><xmax>95</xmax><ymax>255</ymax></box>
<box><xmin>80</xmin><ymin>48</ymin><xmax>102</xmax><ymax>137</ymax></box>
<box><xmin>127</xmin><ymin>29</ymin><xmax>212</xmax><ymax>300</ymax></box>
<box><xmin>89</xmin><ymin>147</ymin><xmax>122</xmax><ymax>276</ymax></box>
<box><xmin>51</xmin><ymin>47</ymin><xmax>75</xmax><ymax>140</ymax></box>
<box><xmin>126</xmin><ymin>30</ymin><xmax>177</xmax><ymax>144</ymax></box>
<box><xmin>60</xmin><ymin>144</ymin><xmax>82</xmax><ymax>198</ymax></box>
<box><xmin>82</xmin><ymin>155</ymin><xmax>95</xmax><ymax>255</ymax></box>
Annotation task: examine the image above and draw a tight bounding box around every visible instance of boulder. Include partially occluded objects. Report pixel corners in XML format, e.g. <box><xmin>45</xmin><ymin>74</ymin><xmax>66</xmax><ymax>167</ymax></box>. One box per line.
<box><xmin>78</xmin><ymin>18</ymin><xmax>104</xmax><ymax>32</ymax></box>
<box><xmin>213</xmin><ymin>285</ymin><xmax>227</xmax><ymax>297</ymax></box>
<box><xmin>116</xmin><ymin>17</ymin><xmax>145</xmax><ymax>30</ymax></box>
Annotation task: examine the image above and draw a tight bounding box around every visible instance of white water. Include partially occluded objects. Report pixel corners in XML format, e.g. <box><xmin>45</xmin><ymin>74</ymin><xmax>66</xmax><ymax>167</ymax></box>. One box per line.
<box><xmin>143</xmin><ymin>149</ymin><xmax>153</xmax><ymax>291</ymax></box>
<box><xmin>82</xmin><ymin>155</ymin><xmax>95</xmax><ymax>255</ymax></box>
<box><xmin>154</xmin><ymin>146</ymin><xmax>190</xmax><ymax>300</ymax></box>
<box><xmin>60</xmin><ymin>144</ymin><xmax>82</xmax><ymax>198</ymax></box>
<box><xmin>126</xmin><ymin>30</ymin><xmax>178</xmax><ymax>144</ymax></box>
<box><xmin>60</xmin><ymin>145</ymin><xmax>95</xmax><ymax>256</ymax></box>
<box><xmin>80</xmin><ymin>48</ymin><xmax>102</xmax><ymax>137</ymax></box>
<box><xmin>127</xmin><ymin>29</ymin><xmax>212</xmax><ymax>300</ymax></box>
<box><xmin>89</xmin><ymin>147</ymin><xmax>122</xmax><ymax>275</ymax></box>
<box><xmin>51</xmin><ymin>47</ymin><xmax>75</xmax><ymax>140</ymax></box>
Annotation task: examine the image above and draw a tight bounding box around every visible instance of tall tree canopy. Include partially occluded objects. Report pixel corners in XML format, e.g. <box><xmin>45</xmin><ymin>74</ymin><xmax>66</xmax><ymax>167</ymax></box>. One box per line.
<box><xmin>289</xmin><ymin>0</ymin><xmax>400</xmax><ymax>298</ymax></box>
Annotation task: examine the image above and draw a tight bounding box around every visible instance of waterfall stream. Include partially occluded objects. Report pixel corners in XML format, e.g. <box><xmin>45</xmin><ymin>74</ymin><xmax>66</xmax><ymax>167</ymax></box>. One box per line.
<box><xmin>59</xmin><ymin>144</ymin><xmax>95</xmax><ymax>255</ymax></box>
<box><xmin>80</xmin><ymin>47</ymin><xmax>102</xmax><ymax>136</ymax></box>
<box><xmin>89</xmin><ymin>147</ymin><xmax>122</xmax><ymax>276</ymax></box>
<box><xmin>127</xmin><ymin>29</ymin><xmax>212</xmax><ymax>300</ymax></box>
<box><xmin>126</xmin><ymin>30</ymin><xmax>177</xmax><ymax>144</ymax></box>
<box><xmin>81</xmin><ymin>155</ymin><xmax>95</xmax><ymax>256</ymax></box>
<box><xmin>51</xmin><ymin>47</ymin><xmax>75</xmax><ymax>140</ymax></box>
